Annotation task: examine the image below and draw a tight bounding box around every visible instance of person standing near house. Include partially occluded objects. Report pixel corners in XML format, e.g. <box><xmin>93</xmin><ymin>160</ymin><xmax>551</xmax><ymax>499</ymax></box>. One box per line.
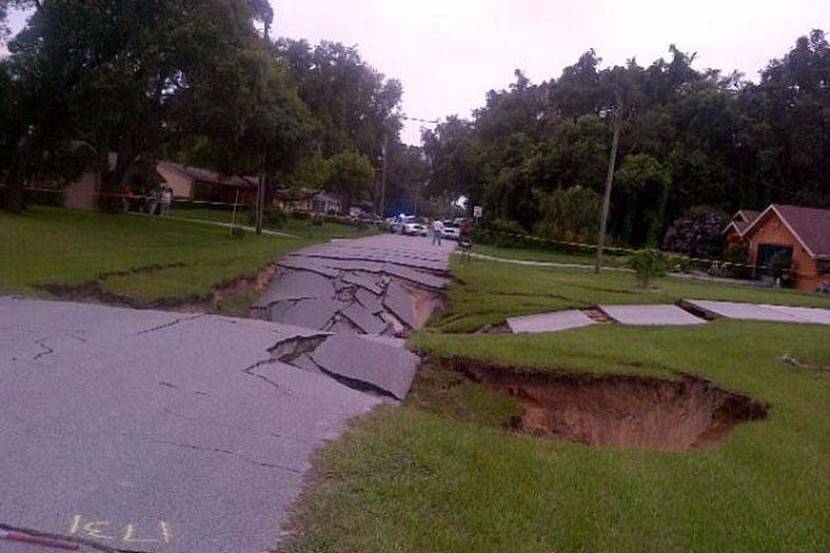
<box><xmin>146</xmin><ymin>186</ymin><xmax>160</xmax><ymax>215</ymax></box>
<box><xmin>432</xmin><ymin>218</ymin><xmax>444</xmax><ymax>246</ymax></box>
<box><xmin>121</xmin><ymin>184</ymin><xmax>132</xmax><ymax>213</ymax></box>
<box><xmin>160</xmin><ymin>186</ymin><xmax>173</xmax><ymax>217</ymax></box>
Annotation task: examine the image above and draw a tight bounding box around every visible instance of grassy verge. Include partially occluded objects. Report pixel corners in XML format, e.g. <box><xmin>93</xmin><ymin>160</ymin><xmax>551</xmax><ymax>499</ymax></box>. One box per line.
<box><xmin>436</xmin><ymin>258</ymin><xmax>830</xmax><ymax>332</ymax></box>
<box><xmin>473</xmin><ymin>242</ymin><xmax>626</xmax><ymax>267</ymax></box>
<box><xmin>282</xmin><ymin>321</ymin><xmax>830</xmax><ymax>553</ymax></box>
<box><xmin>170</xmin><ymin>207</ymin><xmax>378</xmax><ymax>241</ymax></box>
<box><xmin>0</xmin><ymin>206</ymin><xmax>316</xmax><ymax>306</ymax></box>
<box><xmin>282</xmin><ymin>253</ymin><xmax>830</xmax><ymax>553</ymax></box>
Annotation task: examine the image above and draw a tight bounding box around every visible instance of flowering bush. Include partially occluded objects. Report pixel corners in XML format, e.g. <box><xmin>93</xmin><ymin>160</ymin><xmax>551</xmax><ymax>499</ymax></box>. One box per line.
<box><xmin>662</xmin><ymin>207</ymin><xmax>728</xmax><ymax>259</ymax></box>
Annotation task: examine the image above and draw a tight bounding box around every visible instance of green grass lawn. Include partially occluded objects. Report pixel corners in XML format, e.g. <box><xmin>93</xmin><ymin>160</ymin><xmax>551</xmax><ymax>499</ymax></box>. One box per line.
<box><xmin>473</xmin><ymin>242</ymin><xmax>627</xmax><ymax>267</ymax></box>
<box><xmin>283</xmin><ymin>321</ymin><xmax>830</xmax><ymax>553</ymax></box>
<box><xmin>170</xmin><ymin>207</ymin><xmax>378</xmax><ymax>241</ymax></box>
<box><xmin>282</xmin><ymin>254</ymin><xmax>830</xmax><ymax>553</ymax></box>
<box><xmin>0</xmin><ymin>206</ymin><xmax>316</xmax><ymax>306</ymax></box>
<box><xmin>435</xmin><ymin>258</ymin><xmax>830</xmax><ymax>332</ymax></box>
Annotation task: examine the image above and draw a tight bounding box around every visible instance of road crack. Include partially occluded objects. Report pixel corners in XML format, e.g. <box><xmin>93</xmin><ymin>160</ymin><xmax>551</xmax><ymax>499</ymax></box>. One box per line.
<box><xmin>149</xmin><ymin>439</ymin><xmax>304</xmax><ymax>473</ymax></box>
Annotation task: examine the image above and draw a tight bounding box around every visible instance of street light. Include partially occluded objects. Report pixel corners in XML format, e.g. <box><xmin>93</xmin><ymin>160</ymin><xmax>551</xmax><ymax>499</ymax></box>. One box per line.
<box><xmin>594</xmin><ymin>99</ymin><xmax>623</xmax><ymax>274</ymax></box>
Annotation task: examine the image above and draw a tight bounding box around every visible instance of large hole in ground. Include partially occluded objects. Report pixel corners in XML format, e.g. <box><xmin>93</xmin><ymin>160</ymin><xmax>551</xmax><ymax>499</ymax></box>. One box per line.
<box><xmin>452</xmin><ymin>359</ymin><xmax>769</xmax><ymax>452</ymax></box>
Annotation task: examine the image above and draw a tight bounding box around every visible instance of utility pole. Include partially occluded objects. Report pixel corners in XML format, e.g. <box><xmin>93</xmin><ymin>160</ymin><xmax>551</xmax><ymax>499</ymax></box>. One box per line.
<box><xmin>255</xmin><ymin>154</ymin><xmax>265</xmax><ymax>235</ymax></box>
<box><xmin>595</xmin><ymin>100</ymin><xmax>623</xmax><ymax>274</ymax></box>
<box><xmin>379</xmin><ymin>130</ymin><xmax>388</xmax><ymax>219</ymax></box>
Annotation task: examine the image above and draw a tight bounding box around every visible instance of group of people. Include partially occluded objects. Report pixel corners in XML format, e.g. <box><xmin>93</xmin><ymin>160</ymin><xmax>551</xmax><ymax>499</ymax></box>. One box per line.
<box><xmin>120</xmin><ymin>184</ymin><xmax>173</xmax><ymax>216</ymax></box>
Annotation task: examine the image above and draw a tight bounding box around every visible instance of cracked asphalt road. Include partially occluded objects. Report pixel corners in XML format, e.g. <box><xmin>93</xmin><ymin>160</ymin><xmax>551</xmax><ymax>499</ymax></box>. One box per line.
<box><xmin>0</xmin><ymin>297</ymin><xmax>379</xmax><ymax>553</ymax></box>
<box><xmin>0</xmin><ymin>233</ymin><xmax>455</xmax><ymax>552</ymax></box>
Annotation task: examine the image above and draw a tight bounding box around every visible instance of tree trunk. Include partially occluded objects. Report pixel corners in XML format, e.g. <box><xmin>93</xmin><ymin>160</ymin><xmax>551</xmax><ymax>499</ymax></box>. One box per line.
<box><xmin>99</xmin><ymin>147</ymin><xmax>138</xmax><ymax>212</ymax></box>
<box><xmin>1</xmin><ymin>133</ymin><xmax>34</xmax><ymax>213</ymax></box>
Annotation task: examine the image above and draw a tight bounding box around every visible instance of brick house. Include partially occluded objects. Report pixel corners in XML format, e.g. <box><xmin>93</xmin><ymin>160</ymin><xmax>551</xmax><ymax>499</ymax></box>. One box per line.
<box><xmin>741</xmin><ymin>204</ymin><xmax>830</xmax><ymax>292</ymax></box>
<box><xmin>723</xmin><ymin>209</ymin><xmax>761</xmax><ymax>247</ymax></box>
<box><xmin>156</xmin><ymin>162</ymin><xmax>258</xmax><ymax>206</ymax></box>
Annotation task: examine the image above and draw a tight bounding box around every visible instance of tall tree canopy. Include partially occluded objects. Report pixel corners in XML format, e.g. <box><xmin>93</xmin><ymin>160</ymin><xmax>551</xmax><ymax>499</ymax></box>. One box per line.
<box><xmin>424</xmin><ymin>31</ymin><xmax>830</xmax><ymax>247</ymax></box>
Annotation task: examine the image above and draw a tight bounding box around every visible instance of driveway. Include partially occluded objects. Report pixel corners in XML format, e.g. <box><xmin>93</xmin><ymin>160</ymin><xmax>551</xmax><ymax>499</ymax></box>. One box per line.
<box><xmin>0</xmin><ymin>233</ymin><xmax>455</xmax><ymax>552</ymax></box>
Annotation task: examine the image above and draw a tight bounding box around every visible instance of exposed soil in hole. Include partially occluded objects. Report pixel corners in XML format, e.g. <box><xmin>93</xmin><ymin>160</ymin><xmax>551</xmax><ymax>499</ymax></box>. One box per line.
<box><xmin>450</xmin><ymin>358</ymin><xmax>769</xmax><ymax>452</ymax></box>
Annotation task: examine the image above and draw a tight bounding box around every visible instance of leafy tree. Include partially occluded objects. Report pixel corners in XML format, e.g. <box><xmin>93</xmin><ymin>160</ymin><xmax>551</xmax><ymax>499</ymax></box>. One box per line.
<box><xmin>535</xmin><ymin>186</ymin><xmax>601</xmax><ymax>243</ymax></box>
<box><xmin>325</xmin><ymin>150</ymin><xmax>374</xmax><ymax>211</ymax></box>
<box><xmin>615</xmin><ymin>153</ymin><xmax>672</xmax><ymax>245</ymax></box>
<box><xmin>1</xmin><ymin>0</ymin><xmax>280</xmax><ymax>211</ymax></box>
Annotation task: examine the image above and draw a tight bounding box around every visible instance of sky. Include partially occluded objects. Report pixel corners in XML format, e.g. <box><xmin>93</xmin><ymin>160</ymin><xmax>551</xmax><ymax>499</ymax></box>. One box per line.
<box><xmin>4</xmin><ymin>1</ymin><xmax>830</xmax><ymax>145</ymax></box>
<box><xmin>274</xmin><ymin>0</ymin><xmax>830</xmax><ymax>144</ymax></box>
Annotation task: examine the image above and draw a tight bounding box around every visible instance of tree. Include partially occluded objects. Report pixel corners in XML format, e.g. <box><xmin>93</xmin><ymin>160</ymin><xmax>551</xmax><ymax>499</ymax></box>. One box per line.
<box><xmin>1</xmin><ymin>0</ymin><xmax>278</xmax><ymax>211</ymax></box>
<box><xmin>535</xmin><ymin>186</ymin><xmax>601</xmax><ymax>243</ymax></box>
<box><xmin>325</xmin><ymin>150</ymin><xmax>374</xmax><ymax>211</ymax></box>
<box><xmin>615</xmin><ymin>153</ymin><xmax>672</xmax><ymax>246</ymax></box>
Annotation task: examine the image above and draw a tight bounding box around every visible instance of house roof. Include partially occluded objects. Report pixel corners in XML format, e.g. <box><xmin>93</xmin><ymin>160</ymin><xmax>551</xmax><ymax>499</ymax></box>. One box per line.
<box><xmin>743</xmin><ymin>204</ymin><xmax>830</xmax><ymax>259</ymax></box>
<box><xmin>723</xmin><ymin>209</ymin><xmax>761</xmax><ymax>236</ymax></box>
<box><xmin>158</xmin><ymin>161</ymin><xmax>255</xmax><ymax>188</ymax></box>
<box><xmin>274</xmin><ymin>187</ymin><xmax>318</xmax><ymax>201</ymax></box>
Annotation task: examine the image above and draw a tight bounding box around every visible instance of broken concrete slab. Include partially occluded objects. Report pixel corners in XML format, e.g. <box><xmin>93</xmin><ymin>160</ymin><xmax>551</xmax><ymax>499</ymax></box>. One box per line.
<box><xmin>683</xmin><ymin>300</ymin><xmax>809</xmax><ymax>323</ymax></box>
<box><xmin>358</xmin><ymin>334</ymin><xmax>407</xmax><ymax>349</ymax></box>
<box><xmin>309</xmin><ymin>333</ymin><xmax>420</xmax><ymax>400</ymax></box>
<box><xmin>341</xmin><ymin>302</ymin><xmax>390</xmax><ymax>334</ymax></box>
<box><xmin>275</xmin><ymin>297</ymin><xmax>347</xmax><ymax>330</ymax></box>
<box><xmin>355</xmin><ymin>287</ymin><xmax>385</xmax><ymax>314</ymax></box>
<box><xmin>600</xmin><ymin>304</ymin><xmax>707</xmax><ymax>326</ymax></box>
<box><xmin>254</xmin><ymin>270</ymin><xmax>334</xmax><ymax>308</ymax></box>
<box><xmin>0</xmin><ymin>297</ymin><xmax>380</xmax><ymax>553</ymax></box>
<box><xmin>384</xmin><ymin>281</ymin><xmax>417</xmax><ymax>328</ymax></box>
<box><xmin>507</xmin><ymin>310</ymin><xmax>597</xmax><ymax>334</ymax></box>
<box><xmin>342</xmin><ymin>271</ymin><xmax>385</xmax><ymax>295</ymax></box>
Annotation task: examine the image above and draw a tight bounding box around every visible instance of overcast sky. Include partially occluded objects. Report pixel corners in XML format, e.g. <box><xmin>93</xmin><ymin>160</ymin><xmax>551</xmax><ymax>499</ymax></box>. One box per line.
<box><xmin>4</xmin><ymin>2</ymin><xmax>829</xmax><ymax>144</ymax></box>
<box><xmin>275</xmin><ymin>0</ymin><xmax>830</xmax><ymax>144</ymax></box>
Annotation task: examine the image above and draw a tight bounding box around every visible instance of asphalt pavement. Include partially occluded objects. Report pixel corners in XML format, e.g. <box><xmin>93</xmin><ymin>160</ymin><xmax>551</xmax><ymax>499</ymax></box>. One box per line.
<box><xmin>0</xmin><ymin>233</ymin><xmax>455</xmax><ymax>553</ymax></box>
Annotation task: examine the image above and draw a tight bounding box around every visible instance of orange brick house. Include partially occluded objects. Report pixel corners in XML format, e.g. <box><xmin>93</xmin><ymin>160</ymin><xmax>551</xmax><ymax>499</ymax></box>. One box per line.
<box><xmin>741</xmin><ymin>204</ymin><xmax>830</xmax><ymax>292</ymax></box>
<box><xmin>723</xmin><ymin>209</ymin><xmax>760</xmax><ymax>246</ymax></box>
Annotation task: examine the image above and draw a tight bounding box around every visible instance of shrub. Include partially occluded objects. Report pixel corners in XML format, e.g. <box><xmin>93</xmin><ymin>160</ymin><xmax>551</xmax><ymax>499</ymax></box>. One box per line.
<box><xmin>472</xmin><ymin>218</ymin><xmax>528</xmax><ymax>247</ymax></box>
<box><xmin>627</xmin><ymin>249</ymin><xmax>669</xmax><ymax>288</ymax></box>
<box><xmin>291</xmin><ymin>210</ymin><xmax>310</xmax><ymax>220</ymax></box>
<box><xmin>246</xmin><ymin>209</ymin><xmax>287</xmax><ymax>229</ymax></box>
<box><xmin>662</xmin><ymin>207</ymin><xmax>728</xmax><ymax>258</ymax></box>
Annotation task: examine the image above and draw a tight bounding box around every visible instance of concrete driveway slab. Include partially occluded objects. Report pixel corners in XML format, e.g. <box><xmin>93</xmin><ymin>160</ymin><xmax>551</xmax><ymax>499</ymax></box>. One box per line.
<box><xmin>683</xmin><ymin>300</ymin><xmax>809</xmax><ymax>323</ymax></box>
<box><xmin>507</xmin><ymin>310</ymin><xmax>597</xmax><ymax>334</ymax></box>
<box><xmin>600</xmin><ymin>304</ymin><xmax>707</xmax><ymax>326</ymax></box>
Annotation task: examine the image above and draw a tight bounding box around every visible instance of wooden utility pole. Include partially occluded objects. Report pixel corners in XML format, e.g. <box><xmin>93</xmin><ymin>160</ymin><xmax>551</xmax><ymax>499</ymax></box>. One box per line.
<box><xmin>379</xmin><ymin>130</ymin><xmax>388</xmax><ymax>218</ymax></box>
<box><xmin>255</xmin><ymin>155</ymin><xmax>265</xmax><ymax>235</ymax></box>
<box><xmin>594</xmin><ymin>102</ymin><xmax>623</xmax><ymax>274</ymax></box>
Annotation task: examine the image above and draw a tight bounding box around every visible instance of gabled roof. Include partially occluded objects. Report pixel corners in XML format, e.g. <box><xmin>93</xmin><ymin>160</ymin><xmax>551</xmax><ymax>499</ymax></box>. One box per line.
<box><xmin>723</xmin><ymin>209</ymin><xmax>761</xmax><ymax>236</ymax></box>
<box><xmin>158</xmin><ymin>161</ymin><xmax>255</xmax><ymax>188</ymax></box>
<box><xmin>743</xmin><ymin>204</ymin><xmax>830</xmax><ymax>259</ymax></box>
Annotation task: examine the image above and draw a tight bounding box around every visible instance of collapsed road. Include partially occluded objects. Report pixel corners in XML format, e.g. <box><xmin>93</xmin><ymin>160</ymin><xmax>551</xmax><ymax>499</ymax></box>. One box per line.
<box><xmin>0</xmin><ymin>234</ymin><xmax>454</xmax><ymax>553</ymax></box>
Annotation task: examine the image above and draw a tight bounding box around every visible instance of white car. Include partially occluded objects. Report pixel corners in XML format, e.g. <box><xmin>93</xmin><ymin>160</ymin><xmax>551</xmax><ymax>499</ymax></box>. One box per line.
<box><xmin>442</xmin><ymin>223</ymin><xmax>461</xmax><ymax>240</ymax></box>
<box><xmin>403</xmin><ymin>222</ymin><xmax>428</xmax><ymax>236</ymax></box>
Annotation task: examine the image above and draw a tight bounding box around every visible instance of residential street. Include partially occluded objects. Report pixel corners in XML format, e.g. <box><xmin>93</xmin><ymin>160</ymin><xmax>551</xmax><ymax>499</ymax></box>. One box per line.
<box><xmin>0</xmin><ymin>233</ymin><xmax>454</xmax><ymax>552</ymax></box>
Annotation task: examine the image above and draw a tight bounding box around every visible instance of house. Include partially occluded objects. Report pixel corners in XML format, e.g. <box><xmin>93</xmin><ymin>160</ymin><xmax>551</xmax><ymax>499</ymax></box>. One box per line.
<box><xmin>723</xmin><ymin>209</ymin><xmax>761</xmax><ymax>247</ymax></box>
<box><xmin>156</xmin><ymin>162</ymin><xmax>257</xmax><ymax>206</ymax></box>
<box><xmin>272</xmin><ymin>188</ymin><xmax>317</xmax><ymax>212</ymax></box>
<box><xmin>740</xmin><ymin>204</ymin><xmax>830</xmax><ymax>292</ymax></box>
<box><xmin>312</xmin><ymin>191</ymin><xmax>342</xmax><ymax>215</ymax></box>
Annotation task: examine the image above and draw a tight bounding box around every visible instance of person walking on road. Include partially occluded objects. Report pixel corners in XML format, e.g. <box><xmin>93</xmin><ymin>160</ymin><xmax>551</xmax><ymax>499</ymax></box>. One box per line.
<box><xmin>432</xmin><ymin>219</ymin><xmax>444</xmax><ymax>246</ymax></box>
<box><xmin>160</xmin><ymin>186</ymin><xmax>173</xmax><ymax>217</ymax></box>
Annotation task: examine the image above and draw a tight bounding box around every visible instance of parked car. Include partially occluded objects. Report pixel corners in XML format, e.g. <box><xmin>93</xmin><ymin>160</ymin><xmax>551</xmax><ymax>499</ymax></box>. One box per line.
<box><xmin>442</xmin><ymin>221</ymin><xmax>461</xmax><ymax>240</ymax></box>
<box><xmin>390</xmin><ymin>215</ymin><xmax>415</xmax><ymax>233</ymax></box>
<box><xmin>403</xmin><ymin>220</ymin><xmax>429</xmax><ymax>236</ymax></box>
